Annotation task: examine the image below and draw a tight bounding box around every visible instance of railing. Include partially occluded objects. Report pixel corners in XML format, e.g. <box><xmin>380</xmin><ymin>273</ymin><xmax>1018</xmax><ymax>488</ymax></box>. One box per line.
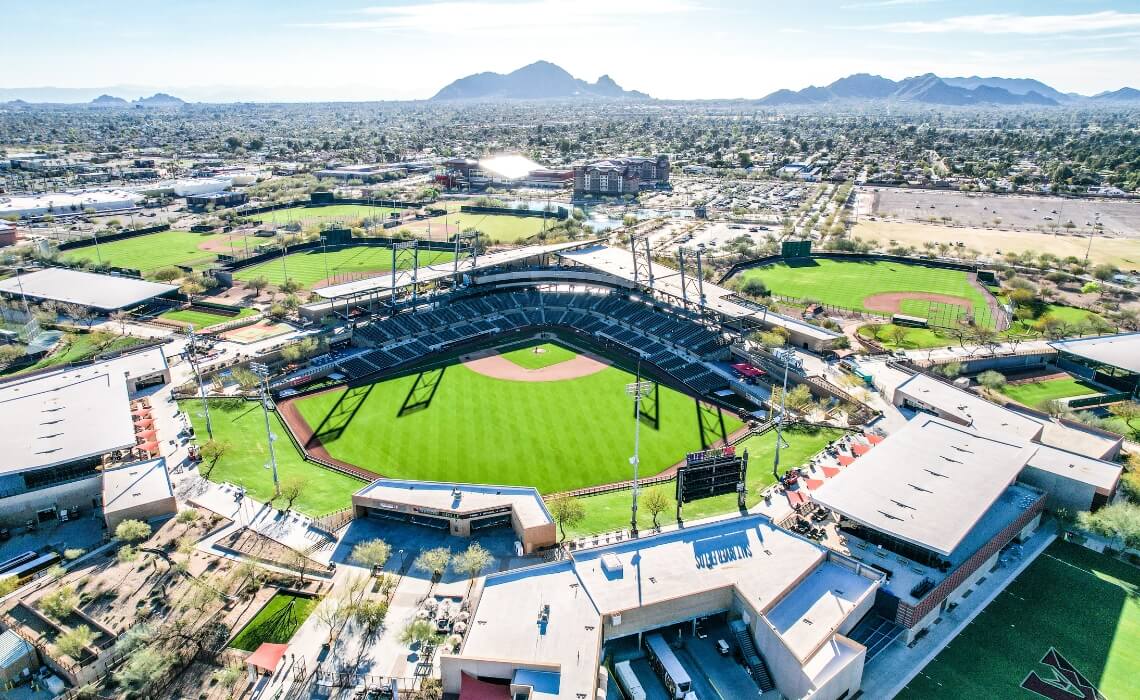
<box><xmin>1069</xmin><ymin>391</ymin><xmax>1131</xmax><ymax>409</ymax></box>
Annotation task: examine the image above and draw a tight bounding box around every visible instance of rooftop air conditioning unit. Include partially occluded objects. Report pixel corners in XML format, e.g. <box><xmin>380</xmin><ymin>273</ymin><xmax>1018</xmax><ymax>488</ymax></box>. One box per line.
<box><xmin>610</xmin><ymin>613</ymin><xmax>621</xmax><ymax>626</ymax></box>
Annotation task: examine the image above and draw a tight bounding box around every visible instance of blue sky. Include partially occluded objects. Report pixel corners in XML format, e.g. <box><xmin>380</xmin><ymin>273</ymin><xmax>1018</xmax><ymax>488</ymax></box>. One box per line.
<box><xmin>3</xmin><ymin>0</ymin><xmax>1138</xmax><ymax>101</ymax></box>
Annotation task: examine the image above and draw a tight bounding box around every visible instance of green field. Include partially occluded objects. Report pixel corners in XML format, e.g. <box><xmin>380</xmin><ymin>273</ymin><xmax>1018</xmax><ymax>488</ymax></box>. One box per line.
<box><xmin>230</xmin><ymin>593</ymin><xmax>318</xmax><ymax>651</ymax></box>
<box><xmin>738</xmin><ymin>259</ymin><xmax>990</xmax><ymax>320</ymax></box>
<box><xmin>566</xmin><ymin>426</ymin><xmax>843</xmax><ymax>537</ymax></box>
<box><xmin>233</xmin><ymin>245</ymin><xmax>457</xmax><ymax>288</ymax></box>
<box><xmin>460</xmin><ymin>213</ymin><xmax>552</xmax><ymax>243</ymax></box>
<box><xmin>253</xmin><ymin>204</ymin><xmax>403</xmax><ymax>226</ymax></box>
<box><xmin>1</xmin><ymin>332</ymin><xmax>148</xmax><ymax>377</ymax></box>
<box><xmin>999</xmin><ymin>376</ymin><xmax>1100</xmax><ymax>408</ymax></box>
<box><xmin>60</xmin><ymin>230</ymin><xmax>255</xmax><ymax>273</ymax></box>
<box><xmin>158</xmin><ymin>307</ymin><xmax>256</xmax><ymax>327</ymax></box>
<box><xmin>899</xmin><ymin>539</ymin><xmax>1140</xmax><ymax>700</ymax></box>
<box><xmin>292</xmin><ymin>346</ymin><xmax>744</xmax><ymax>493</ymax></box>
<box><xmin>182</xmin><ymin>399</ymin><xmax>364</xmax><ymax>516</ymax></box>
<box><xmin>500</xmin><ymin>342</ymin><xmax>577</xmax><ymax>370</ymax></box>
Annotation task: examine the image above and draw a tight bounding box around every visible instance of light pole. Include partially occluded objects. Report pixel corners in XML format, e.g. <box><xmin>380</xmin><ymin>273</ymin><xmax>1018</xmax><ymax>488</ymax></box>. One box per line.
<box><xmin>771</xmin><ymin>347</ymin><xmax>793</xmax><ymax>479</ymax></box>
<box><xmin>625</xmin><ymin>363</ymin><xmax>653</xmax><ymax>538</ymax></box>
<box><xmin>186</xmin><ymin>326</ymin><xmax>212</xmax><ymax>439</ymax></box>
<box><xmin>250</xmin><ymin>362</ymin><xmax>280</xmax><ymax>498</ymax></box>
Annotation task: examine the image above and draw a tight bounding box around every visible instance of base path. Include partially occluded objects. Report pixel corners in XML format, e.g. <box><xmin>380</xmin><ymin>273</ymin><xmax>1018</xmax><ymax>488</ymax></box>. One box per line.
<box><xmin>462</xmin><ymin>349</ymin><xmax>610</xmax><ymax>382</ymax></box>
<box><xmin>862</xmin><ymin>291</ymin><xmax>975</xmax><ymax>315</ymax></box>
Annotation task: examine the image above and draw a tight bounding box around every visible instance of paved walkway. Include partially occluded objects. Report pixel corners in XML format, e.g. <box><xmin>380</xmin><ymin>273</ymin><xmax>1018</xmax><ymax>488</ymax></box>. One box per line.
<box><xmin>858</xmin><ymin>524</ymin><xmax>1057</xmax><ymax>699</ymax></box>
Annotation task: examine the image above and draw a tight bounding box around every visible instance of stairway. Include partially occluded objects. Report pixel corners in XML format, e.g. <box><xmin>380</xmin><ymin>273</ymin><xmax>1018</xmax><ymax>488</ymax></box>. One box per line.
<box><xmin>730</xmin><ymin>619</ymin><xmax>775</xmax><ymax>692</ymax></box>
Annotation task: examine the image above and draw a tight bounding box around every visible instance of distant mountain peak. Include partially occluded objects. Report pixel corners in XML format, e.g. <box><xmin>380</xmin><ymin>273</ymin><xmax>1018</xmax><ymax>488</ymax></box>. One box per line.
<box><xmin>134</xmin><ymin>92</ymin><xmax>185</xmax><ymax>106</ymax></box>
<box><xmin>758</xmin><ymin>72</ymin><xmax>1074</xmax><ymax>107</ymax></box>
<box><xmin>432</xmin><ymin>61</ymin><xmax>650</xmax><ymax>101</ymax></box>
<box><xmin>91</xmin><ymin>94</ymin><xmax>129</xmax><ymax>106</ymax></box>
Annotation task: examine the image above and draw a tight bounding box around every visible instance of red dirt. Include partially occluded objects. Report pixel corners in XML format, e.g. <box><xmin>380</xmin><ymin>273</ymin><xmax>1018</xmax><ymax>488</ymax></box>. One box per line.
<box><xmin>862</xmin><ymin>291</ymin><xmax>976</xmax><ymax>314</ymax></box>
<box><xmin>461</xmin><ymin>348</ymin><xmax>610</xmax><ymax>382</ymax></box>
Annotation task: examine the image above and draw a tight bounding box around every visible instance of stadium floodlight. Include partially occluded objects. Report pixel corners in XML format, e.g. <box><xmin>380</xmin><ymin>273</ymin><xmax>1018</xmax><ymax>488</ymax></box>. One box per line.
<box><xmin>770</xmin><ymin>348</ymin><xmax>796</xmax><ymax>478</ymax></box>
<box><xmin>250</xmin><ymin>362</ymin><xmax>280</xmax><ymax>497</ymax></box>
<box><xmin>185</xmin><ymin>325</ymin><xmax>212</xmax><ymax>439</ymax></box>
<box><xmin>625</xmin><ymin>376</ymin><xmax>654</xmax><ymax>537</ymax></box>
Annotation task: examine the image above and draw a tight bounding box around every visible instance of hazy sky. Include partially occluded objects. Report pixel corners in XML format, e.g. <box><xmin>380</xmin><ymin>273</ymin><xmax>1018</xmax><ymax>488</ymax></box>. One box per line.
<box><xmin>3</xmin><ymin>0</ymin><xmax>1139</xmax><ymax>101</ymax></box>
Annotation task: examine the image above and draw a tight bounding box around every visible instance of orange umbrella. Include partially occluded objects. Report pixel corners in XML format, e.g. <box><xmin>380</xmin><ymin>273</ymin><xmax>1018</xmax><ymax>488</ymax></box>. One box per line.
<box><xmin>135</xmin><ymin>429</ymin><xmax>157</xmax><ymax>439</ymax></box>
<box><xmin>865</xmin><ymin>433</ymin><xmax>885</xmax><ymax>444</ymax></box>
<box><xmin>822</xmin><ymin>466</ymin><xmax>841</xmax><ymax>478</ymax></box>
<box><xmin>852</xmin><ymin>443</ymin><xmax>871</xmax><ymax>456</ymax></box>
<box><xmin>805</xmin><ymin>479</ymin><xmax>825</xmax><ymax>490</ymax></box>
<box><xmin>838</xmin><ymin>455</ymin><xmax>855</xmax><ymax>466</ymax></box>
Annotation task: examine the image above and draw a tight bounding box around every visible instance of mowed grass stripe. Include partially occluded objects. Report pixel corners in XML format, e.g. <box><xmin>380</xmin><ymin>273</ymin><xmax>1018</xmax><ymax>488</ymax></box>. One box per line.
<box><xmin>60</xmin><ymin>230</ymin><xmax>240</xmax><ymax>272</ymax></box>
<box><xmin>293</xmin><ymin>362</ymin><xmax>742</xmax><ymax>494</ymax></box>
<box><xmin>256</xmin><ymin>204</ymin><xmax>404</xmax><ymax>225</ymax></box>
<box><xmin>898</xmin><ymin>539</ymin><xmax>1140</xmax><ymax>700</ymax></box>
<box><xmin>737</xmin><ymin>259</ymin><xmax>989</xmax><ymax>318</ymax></box>
<box><xmin>233</xmin><ymin>245</ymin><xmax>457</xmax><ymax>288</ymax></box>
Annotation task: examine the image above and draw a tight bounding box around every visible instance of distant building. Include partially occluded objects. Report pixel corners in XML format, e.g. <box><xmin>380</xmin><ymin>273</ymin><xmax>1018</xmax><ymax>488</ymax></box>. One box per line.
<box><xmin>316</xmin><ymin>164</ymin><xmax>406</xmax><ymax>183</ymax></box>
<box><xmin>0</xmin><ymin>189</ymin><xmax>142</xmax><ymax>219</ymax></box>
<box><xmin>441</xmin><ymin>155</ymin><xmax>571</xmax><ymax>190</ymax></box>
<box><xmin>186</xmin><ymin>191</ymin><xmax>248</xmax><ymax>210</ymax></box>
<box><xmin>573</xmin><ymin>155</ymin><xmax>670</xmax><ymax>196</ymax></box>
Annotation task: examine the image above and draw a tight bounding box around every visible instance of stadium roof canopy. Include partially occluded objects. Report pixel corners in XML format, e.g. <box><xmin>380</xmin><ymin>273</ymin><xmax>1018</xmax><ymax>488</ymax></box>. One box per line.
<box><xmin>354</xmin><ymin>478</ymin><xmax>552</xmax><ymax>531</ymax></box>
<box><xmin>810</xmin><ymin>415</ymin><xmax>1037</xmax><ymax>557</ymax></box>
<box><xmin>555</xmin><ymin>244</ymin><xmax>840</xmax><ymax>342</ymax></box>
<box><xmin>1049</xmin><ymin>332</ymin><xmax>1140</xmax><ymax>374</ymax></box>
<box><xmin>0</xmin><ymin>268</ymin><xmax>177</xmax><ymax>311</ymax></box>
<box><xmin>311</xmin><ymin>241</ymin><xmax>587</xmax><ymax>300</ymax></box>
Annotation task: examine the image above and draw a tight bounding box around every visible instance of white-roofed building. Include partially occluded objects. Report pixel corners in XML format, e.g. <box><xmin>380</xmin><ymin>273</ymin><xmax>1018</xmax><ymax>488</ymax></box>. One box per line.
<box><xmin>0</xmin><ymin>268</ymin><xmax>177</xmax><ymax>311</ymax></box>
<box><xmin>0</xmin><ymin>189</ymin><xmax>141</xmax><ymax>219</ymax></box>
<box><xmin>101</xmin><ymin>458</ymin><xmax>177</xmax><ymax>531</ymax></box>
<box><xmin>442</xmin><ymin>514</ymin><xmax>883</xmax><ymax>700</ymax></box>
<box><xmin>0</xmin><ymin>347</ymin><xmax>170</xmax><ymax>524</ymax></box>
<box><xmin>1051</xmin><ymin>332</ymin><xmax>1140</xmax><ymax>399</ymax></box>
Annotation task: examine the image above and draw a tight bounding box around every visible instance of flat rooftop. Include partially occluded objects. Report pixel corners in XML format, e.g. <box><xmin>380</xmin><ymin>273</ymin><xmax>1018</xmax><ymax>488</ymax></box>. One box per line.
<box><xmin>894</xmin><ymin>372</ymin><xmax>1043</xmax><ymax>442</ymax></box>
<box><xmin>0</xmin><ymin>347</ymin><xmax>167</xmax><ymax>473</ymax></box>
<box><xmin>311</xmin><ymin>241</ymin><xmax>588</xmax><ymax>300</ymax></box>
<box><xmin>1050</xmin><ymin>332</ymin><xmax>1140</xmax><ymax>374</ymax></box>
<box><xmin>0</xmin><ymin>268</ymin><xmax>177</xmax><ymax>311</ymax></box>
<box><xmin>354</xmin><ymin>479</ymin><xmax>552</xmax><ymax>530</ymax></box>
<box><xmin>102</xmin><ymin>458</ymin><xmax>174</xmax><ymax>515</ymax></box>
<box><xmin>1027</xmin><ymin>443</ymin><xmax>1121</xmax><ymax>492</ymax></box>
<box><xmin>461</xmin><ymin>562</ymin><xmax>600</xmax><ymax>700</ymax></box>
<box><xmin>766</xmin><ymin>560</ymin><xmax>877</xmax><ymax>661</ymax></box>
<box><xmin>555</xmin><ymin>245</ymin><xmax>840</xmax><ymax>341</ymax></box>
<box><xmin>811</xmin><ymin>416</ymin><xmax>1036</xmax><ymax>557</ymax></box>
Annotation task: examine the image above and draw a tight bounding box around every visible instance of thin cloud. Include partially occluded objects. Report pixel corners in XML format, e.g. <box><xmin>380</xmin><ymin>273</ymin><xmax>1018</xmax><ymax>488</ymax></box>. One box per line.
<box><xmin>841</xmin><ymin>0</ymin><xmax>942</xmax><ymax>9</ymax></box>
<box><xmin>300</xmin><ymin>0</ymin><xmax>698</xmax><ymax>32</ymax></box>
<box><xmin>873</xmin><ymin>10</ymin><xmax>1140</xmax><ymax>34</ymax></box>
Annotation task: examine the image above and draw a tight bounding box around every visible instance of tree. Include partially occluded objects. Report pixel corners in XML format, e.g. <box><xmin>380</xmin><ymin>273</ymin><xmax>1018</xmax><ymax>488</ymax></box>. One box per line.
<box><xmin>56</xmin><ymin>625</ymin><xmax>95</xmax><ymax>659</ymax></box>
<box><xmin>399</xmin><ymin>619</ymin><xmax>440</xmax><ymax>649</ymax></box>
<box><xmin>1109</xmin><ymin>401</ymin><xmax>1140</xmax><ymax>434</ymax></box>
<box><xmin>977</xmin><ymin>370</ymin><xmax>1007</xmax><ymax>391</ymax></box>
<box><xmin>350</xmin><ymin>539</ymin><xmax>392</xmax><ymax>573</ymax></box>
<box><xmin>114</xmin><ymin>646</ymin><xmax>174</xmax><ymax>696</ymax></box>
<box><xmin>548</xmin><ymin>496</ymin><xmax>585</xmax><ymax>541</ymax></box>
<box><xmin>115</xmin><ymin>519</ymin><xmax>152</xmax><ymax>544</ymax></box>
<box><xmin>1078</xmin><ymin>502</ymin><xmax>1140</xmax><ymax>549</ymax></box>
<box><xmin>1092</xmin><ymin>264</ymin><xmax>1117</xmax><ymax>282</ymax></box>
<box><xmin>452</xmin><ymin>543</ymin><xmax>493</xmax><ymax>584</ymax></box>
<box><xmin>246</xmin><ymin>275</ymin><xmax>270</xmax><ymax>295</ymax></box>
<box><xmin>740</xmin><ymin>278</ymin><xmax>768</xmax><ymax>298</ymax></box>
<box><xmin>413</xmin><ymin>547</ymin><xmax>452</xmax><ymax>581</ymax></box>
<box><xmin>938</xmin><ymin>361</ymin><xmax>962</xmax><ymax>379</ymax></box>
<box><xmin>0</xmin><ymin>576</ymin><xmax>17</xmax><ymax>597</ymax></box>
<box><xmin>176</xmin><ymin>508</ymin><xmax>199</xmax><ymax>531</ymax></box>
<box><xmin>888</xmin><ymin>325</ymin><xmax>908</xmax><ymax>348</ymax></box>
<box><xmin>278</xmin><ymin>476</ymin><xmax>305</xmax><ymax>510</ymax></box>
<box><xmin>643</xmin><ymin>488</ymin><xmax>670</xmax><ymax>528</ymax></box>
<box><xmin>199</xmin><ymin>439</ymin><xmax>230</xmax><ymax>476</ymax></box>
<box><xmin>354</xmin><ymin>599</ymin><xmax>389</xmax><ymax>635</ymax></box>
<box><xmin>286</xmin><ymin>548</ymin><xmax>311</xmax><ymax>585</ymax></box>
<box><xmin>39</xmin><ymin>586</ymin><xmax>79</xmax><ymax>619</ymax></box>
<box><xmin>212</xmin><ymin>661</ymin><xmax>246</xmax><ymax>694</ymax></box>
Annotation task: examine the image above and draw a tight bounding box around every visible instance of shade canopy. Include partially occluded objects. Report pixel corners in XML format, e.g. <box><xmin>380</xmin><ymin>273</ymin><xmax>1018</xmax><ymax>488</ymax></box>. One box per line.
<box><xmin>246</xmin><ymin>643</ymin><xmax>289</xmax><ymax>673</ymax></box>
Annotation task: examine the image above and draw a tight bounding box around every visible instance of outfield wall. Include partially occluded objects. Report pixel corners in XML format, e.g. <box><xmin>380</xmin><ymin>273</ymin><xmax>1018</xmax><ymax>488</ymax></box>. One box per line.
<box><xmin>718</xmin><ymin>251</ymin><xmax>980</xmax><ymax>285</ymax></box>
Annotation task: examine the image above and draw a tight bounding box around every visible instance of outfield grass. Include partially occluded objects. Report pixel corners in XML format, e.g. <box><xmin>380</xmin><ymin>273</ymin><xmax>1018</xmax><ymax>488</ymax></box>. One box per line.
<box><xmin>230</xmin><ymin>593</ymin><xmax>318</xmax><ymax>651</ymax></box>
<box><xmin>0</xmin><ymin>332</ymin><xmax>147</xmax><ymax>377</ymax></box>
<box><xmin>460</xmin><ymin>213</ymin><xmax>552</xmax><ymax>243</ymax></box>
<box><xmin>739</xmin><ymin>259</ymin><xmax>989</xmax><ymax>319</ymax></box>
<box><xmin>565</xmin><ymin>426</ymin><xmax>843</xmax><ymax>537</ymax></box>
<box><xmin>500</xmin><ymin>341</ymin><xmax>576</xmax><ymax>370</ymax></box>
<box><xmin>899</xmin><ymin>539</ymin><xmax>1140</xmax><ymax>699</ymax></box>
<box><xmin>858</xmin><ymin>323</ymin><xmax>952</xmax><ymax>350</ymax></box>
<box><xmin>181</xmin><ymin>399</ymin><xmax>364</xmax><ymax>516</ymax></box>
<box><xmin>999</xmin><ymin>377</ymin><xmax>1100</xmax><ymax>408</ymax></box>
<box><xmin>59</xmin><ymin>230</ymin><xmax>252</xmax><ymax>273</ymax></box>
<box><xmin>158</xmin><ymin>307</ymin><xmax>256</xmax><ymax>327</ymax></box>
<box><xmin>254</xmin><ymin>204</ymin><xmax>404</xmax><ymax>226</ymax></box>
<box><xmin>233</xmin><ymin>245</ymin><xmax>457</xmax><ymax>288</ymax></box>
<box><xmin>292</xmin><ymin>354</ymin><xmax>744</xmax><ymax>494</ymax></box>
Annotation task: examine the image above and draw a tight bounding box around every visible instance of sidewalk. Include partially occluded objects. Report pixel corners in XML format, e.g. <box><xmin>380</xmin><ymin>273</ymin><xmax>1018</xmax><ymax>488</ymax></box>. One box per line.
<box><xmin>859</xmin><ymin>524</ymin><xmax>1057</xmax><ymax>699</ymax></box>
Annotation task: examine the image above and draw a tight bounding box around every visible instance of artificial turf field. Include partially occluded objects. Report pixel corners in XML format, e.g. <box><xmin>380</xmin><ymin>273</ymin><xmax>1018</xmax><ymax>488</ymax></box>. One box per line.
<box><xmin>290</xmin><ymin>342</ymin><xmax>744</xmax><ymax>494</ymax></box>
<box><xmin>232</xmin><ymin>245</ymin><xmax>457</xmax><ymax>288</ymax></box>
<box><xmin>999</xmin><ymin>376</ymin><xmax>1100</xmax><ymax>408</ymax></box>
<box><xmin>229</xmin><ymin>593</ymin><xmax>318</xmax><ymax>651</ymax></box>
<box><xmin>736</xmin><ymin>259</ymin><xmax>990</xmax><ymax>320</ymax></box>
<box><xmin>899</xmin><ymin>539</ymin><xmax>1140</xmax><ymax>700</ymax></box>
<box><xmin>60</xmin><ymin>230</ymin><xmax>257</xmax><ymax>273</ymax></box>
<box><xmin>500</xmin><ymin>342</ymin><xmax>577</xmax><ymax>369</ymax></box>
<box><xmin>181</xmin><ymin>399</ymin><xmax>364</xmax><ymax>516</ymax></box>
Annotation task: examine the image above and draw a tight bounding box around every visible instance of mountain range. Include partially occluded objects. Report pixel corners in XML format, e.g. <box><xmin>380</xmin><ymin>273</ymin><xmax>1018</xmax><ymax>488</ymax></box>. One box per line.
<box><xmin>757</xmin><ymin>72</ymin><xmax>1140</xmax><ymax>106</ymax></box>
<box><xmin>431</xmin><ymin>61</ymin><xmax>649</xmax><ymax>101</ymax></box>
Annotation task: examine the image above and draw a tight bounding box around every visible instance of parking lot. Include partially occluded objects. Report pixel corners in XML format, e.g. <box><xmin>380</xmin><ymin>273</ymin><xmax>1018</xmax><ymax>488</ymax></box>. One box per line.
<box><xmin>868</xmin><ymin>187</ymin><xmax>1140</xmax><ymax>237</ymax></box>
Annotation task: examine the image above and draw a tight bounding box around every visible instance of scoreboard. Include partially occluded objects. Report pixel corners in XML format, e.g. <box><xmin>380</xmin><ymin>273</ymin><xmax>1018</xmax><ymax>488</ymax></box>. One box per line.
<box><xmin>676</xmin><ymin>446</ymin><xmax>748</xmax><ymax>508</ymax></box>
<box><xmin>781</xmin><ymin>239</ymin><xmax>812</xmax><ymax>259</ymax></box>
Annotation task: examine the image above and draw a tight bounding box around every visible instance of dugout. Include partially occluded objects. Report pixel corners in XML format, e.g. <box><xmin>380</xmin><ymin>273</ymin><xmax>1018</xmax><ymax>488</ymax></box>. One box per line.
<box><xmin>351</xmin><ymin>479</ymin><xmax>557</xmax><ymax>554</ymax></box>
